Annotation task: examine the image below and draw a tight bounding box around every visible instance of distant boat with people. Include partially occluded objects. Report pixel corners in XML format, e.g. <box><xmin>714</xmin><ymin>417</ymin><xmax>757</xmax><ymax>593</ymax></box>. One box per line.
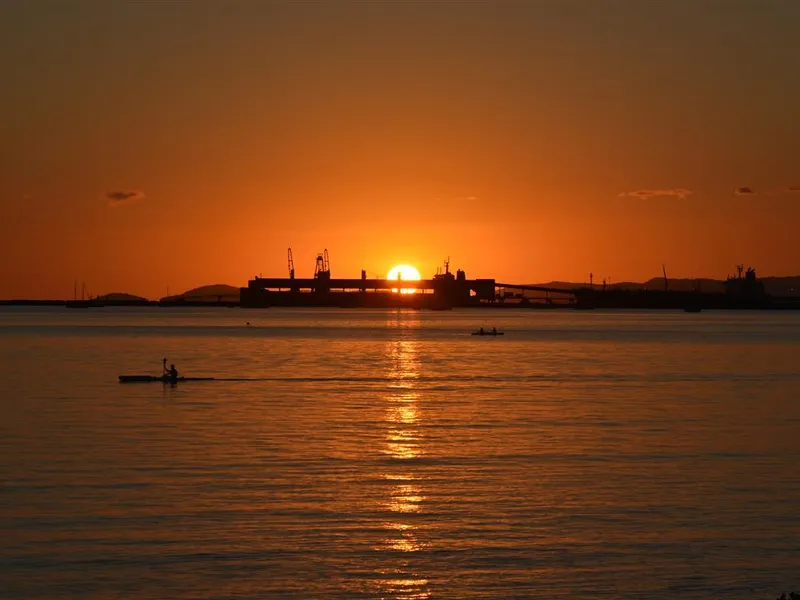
<box><xmin>472</xmin><ymin>328</ymin><xmax>504</xmax><ymax>336</ymax></box>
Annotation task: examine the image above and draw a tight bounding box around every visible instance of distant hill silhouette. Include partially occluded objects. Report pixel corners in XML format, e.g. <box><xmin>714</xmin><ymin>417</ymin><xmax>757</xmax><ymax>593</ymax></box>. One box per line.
<box><xmin>532</xmin><ymin>276</ymin><xmax>800</xmax><ymax>296</ymax></box>
<box><xmin>160</xmin><ymin>284</ymin><xmax>240</xmax><ymax>303</ymax></box>
<box><xmin>95</xmin><ymin>292</ymin><xmax>149</xmax><ymax>302</ymax></box>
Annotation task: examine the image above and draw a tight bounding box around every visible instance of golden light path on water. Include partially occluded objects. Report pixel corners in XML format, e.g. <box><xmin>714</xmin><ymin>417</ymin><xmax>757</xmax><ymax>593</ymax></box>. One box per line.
<box><xmin>375</xmin><ymin>311</ymin><xmax>430</xmax><ymax>599</ymax></box>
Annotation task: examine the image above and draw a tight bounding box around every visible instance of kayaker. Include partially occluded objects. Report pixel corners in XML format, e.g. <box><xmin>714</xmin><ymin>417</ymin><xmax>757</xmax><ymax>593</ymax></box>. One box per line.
<box><xmin>479</xmin><ymin>327</ymin><xmax>484</xmax><ymax>335</ymax></box>
<box><xmin>164</xmin><ymin>362</ymin><xmax>179</xmax><ymax>380</ymax></box>
<box><xmin>492</xmin><ymin>327</ymin><xmax>497</xmax><ymax>335</ymax></box>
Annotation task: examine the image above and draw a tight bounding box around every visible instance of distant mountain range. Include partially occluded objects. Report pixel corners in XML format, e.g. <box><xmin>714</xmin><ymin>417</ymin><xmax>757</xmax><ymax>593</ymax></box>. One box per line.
<box><xmin>157</xmin><ymin>277</ymin><xmax>800</xmax><ymax>302</ymax></box>
<box><xmin>1</xmin><ymin>285</ymin><xmax>242</xmax><ymax>305</ymax></box>
<box><xmin>5</xmin><ymin>277</ymin><xmax>799</xmax><ymax>305</ymax></box>
<box><xmin>533</xmin><ymin>276</ymin><xmax>800</xmax><ymax>296</ymax></box>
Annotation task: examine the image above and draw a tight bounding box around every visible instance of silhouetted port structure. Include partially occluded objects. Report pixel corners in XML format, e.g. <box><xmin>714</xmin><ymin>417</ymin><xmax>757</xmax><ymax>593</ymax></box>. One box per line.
<box><xmin>241</xmin><ymin>253</ymin><xmax>496</xmax><ymax>309</ymax></box>
<box><xmin>241</xmin><ymin>251</ymin><xmax>800</xmax><ymax>310</ymax></box>
<box><xmin>567</xmin><ymin>265</ymin><xmax>779</xmax><ymax>310</ymax></box>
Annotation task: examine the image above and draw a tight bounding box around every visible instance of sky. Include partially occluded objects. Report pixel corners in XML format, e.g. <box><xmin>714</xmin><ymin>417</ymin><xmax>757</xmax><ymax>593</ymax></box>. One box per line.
<box><xmin>1</xmin><ymin>0</ymin><xmax>799</xmax><ymax>299</ymax></box>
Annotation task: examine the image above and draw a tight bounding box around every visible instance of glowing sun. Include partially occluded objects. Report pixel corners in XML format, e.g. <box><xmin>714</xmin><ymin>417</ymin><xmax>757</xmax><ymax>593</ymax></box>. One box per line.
<box><xmin>387</xmin><ymin>265</ymin><xmax>421</xmax><ymax>294</ymax></box>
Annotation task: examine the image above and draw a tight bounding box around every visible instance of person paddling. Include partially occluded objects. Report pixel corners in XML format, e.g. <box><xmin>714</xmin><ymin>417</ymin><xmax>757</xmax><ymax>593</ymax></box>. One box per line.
<box><xmin>163</xmin><ymin>358</ymin><xmax>179</xmax><ymax>381</ymax></box>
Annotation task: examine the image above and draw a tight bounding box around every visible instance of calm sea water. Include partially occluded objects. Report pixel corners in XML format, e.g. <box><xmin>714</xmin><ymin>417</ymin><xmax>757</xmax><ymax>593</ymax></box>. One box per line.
<box><xmin>1</xmin><ymin>307</ymin><xmax>799</xmax><ymax>599</ymax></box>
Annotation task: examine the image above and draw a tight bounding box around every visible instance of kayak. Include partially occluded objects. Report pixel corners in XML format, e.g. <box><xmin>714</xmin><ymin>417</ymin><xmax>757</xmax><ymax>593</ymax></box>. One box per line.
<box><xmin>471</xmin><ymin>331</ymin><xmax>504</xmax><ymax>336</ymax></box>
<box><xmin>118</xmin><ymin>375</ymin><xmax>215</xmax><ymax>383</ymax></box>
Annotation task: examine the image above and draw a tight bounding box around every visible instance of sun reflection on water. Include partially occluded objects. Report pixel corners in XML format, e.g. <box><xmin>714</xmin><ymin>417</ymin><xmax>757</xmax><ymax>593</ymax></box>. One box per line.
<box><xmin>385</xmin><ymin>481</ymin><xmax>425</xmax><ymax>514</ymax></box>
<box><xmin>383</xmin><ymin>396</ymin><xmax>422</xmax><ymax>460</ymax></box>
<box><xmin>383</xmin><ymin>521</ymin><xmax>426</xmax><ymax>552</ymax></box>
<box><xmin>376</xmin><ymin>321</ymin><xmax>431</xmax><ymax>598</ymax></box>
<box><xmin>374</xmin><ymin>569</ymin><xmax>432</xmax><ymax>600</ymax></box>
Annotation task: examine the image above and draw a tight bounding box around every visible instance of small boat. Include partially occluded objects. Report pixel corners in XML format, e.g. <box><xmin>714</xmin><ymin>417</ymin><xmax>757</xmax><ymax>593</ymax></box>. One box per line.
<box><xmin>118</xmin><ymin>375</ymin><xmax>215</xmax><ymax>383</ymax></box>
<box><xmin>66</xmin><ymin>283</ymin><xmax>101</xmax><ymax>308</ymax></box>
<box><xmin>471</xmin><ymin>330</ymin><xmax>504</xmax><ymax>336</ymax></box>
<box><xmin>65</xmin><ymin>300</ymin><xmax>91</xmax><ymax>309</ymax></box>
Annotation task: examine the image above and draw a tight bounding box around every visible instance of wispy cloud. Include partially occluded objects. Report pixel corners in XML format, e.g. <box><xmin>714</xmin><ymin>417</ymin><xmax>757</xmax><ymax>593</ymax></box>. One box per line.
<box><xmin>735</xmin><ymin>187</ymin><xmax>756</xmax><ymax>195</ymax></box>
<box><xmin>434</xmin><ymin>195</ymin><xmax>479</xmax><ymax>202</ymax></box>
<box><xmin>619</xmin><ymin>188</ymin><xmax>692</xmax><ymax>200</ymax></box>
<box><xmin>786</xmin><ymin>185</ymin><xmax>800</xmax><ymax>193</ymax></box>
<box><xmin>106</xmin><ymin>190</ymin><xmax>145</xmax><ymax>206</ymax></box>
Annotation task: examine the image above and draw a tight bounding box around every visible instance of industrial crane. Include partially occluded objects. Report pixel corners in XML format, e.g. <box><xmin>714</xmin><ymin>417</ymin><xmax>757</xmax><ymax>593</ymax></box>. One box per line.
<box><xmin>312</xmin><ymin>248</ymin><xmax>331</xmax><ymax>294</ymax></box>
<box><xmin>314</xmin><ymin>249</ymin><xmax>331</xmax><ymax>279</ymax></box>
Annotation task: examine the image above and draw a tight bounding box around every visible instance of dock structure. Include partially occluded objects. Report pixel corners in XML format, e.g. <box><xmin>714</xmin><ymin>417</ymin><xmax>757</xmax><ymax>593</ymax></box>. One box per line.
<box><xmin>240</xmin><ymin>255</ymin><xmax>496</xmax><ymax>309</ymax></box>
<box><xmin>240</xmin><ymin>252</ymin><xmax>795</xmax><ymax>310</ymax></box>
<box><xmin>241</xmin><ymin>273</ymin><xmax>496</xmax><ymax>309</ymax></box>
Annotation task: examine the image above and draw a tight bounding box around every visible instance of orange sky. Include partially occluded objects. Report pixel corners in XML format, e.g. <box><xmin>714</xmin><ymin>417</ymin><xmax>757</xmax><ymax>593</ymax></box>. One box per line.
<box><xmin>1</xmin><ymin>1</ymin><xmax>799</xmax><ymax>299</ymax></box>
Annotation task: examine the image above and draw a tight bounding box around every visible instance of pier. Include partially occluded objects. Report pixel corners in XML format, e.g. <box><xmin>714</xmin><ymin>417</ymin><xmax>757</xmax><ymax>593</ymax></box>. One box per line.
<box><xmin>241</xmin><ymin>255</ymin><xmax>496</xmax><ymax>309</ymax></box>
